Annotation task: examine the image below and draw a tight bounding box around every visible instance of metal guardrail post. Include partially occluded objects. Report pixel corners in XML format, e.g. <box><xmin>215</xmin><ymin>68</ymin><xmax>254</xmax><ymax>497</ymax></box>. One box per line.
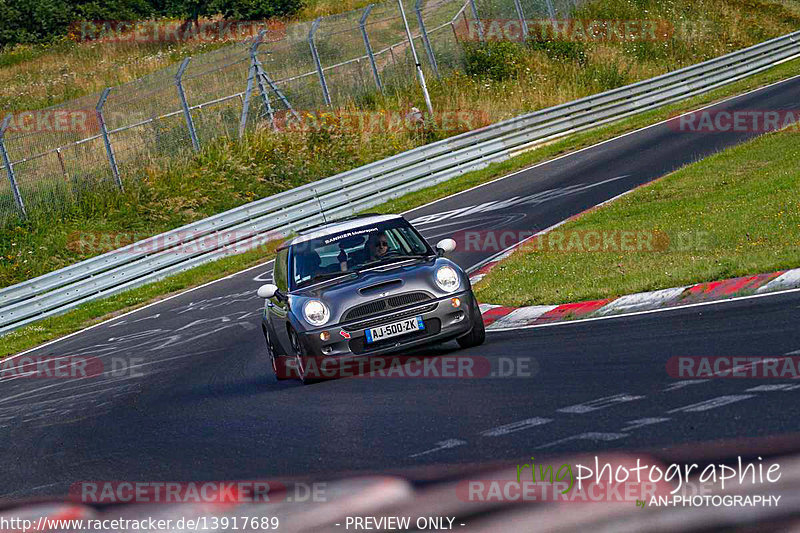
<box><xmin>0</xmin><ymin>115</ymin><xmax>26</xmax><ymax>218</ymax></box>
<box><xmin>414</xmin><ymin>0</ymin><xmax>439</xmax><ymax>78</ymax></box>
<box><xmin>360</xmin><ymin>5</ymin><xmax>383</xmax><ymax>92</ymax></box>
<box><xmin>309</xmin><ymin>18</ymin><xmax>332</xmax><ymax>106</ymax></box>
<box><xmin>398</xmin><ymin>0</ymin><xmax>434</xmax><ymax>115</ymax></box>
<box><xmin>513</xmin><ymin>0</ymin><xmax>529</xmax><ymax>40</ymax></box>
<box><xmin>468</xmin><ymin>0</ymin><xmax>485</xmax><ymax>42</ymax></box>
<box><xmin>176</xmin><ymin>57</ymin><xmax>200</xmax><ymax>152</ymax></box>
<box><xmin>96</xmin><ymin>88</ymin><xmax>123</xmax><ymax>191</ymax></box>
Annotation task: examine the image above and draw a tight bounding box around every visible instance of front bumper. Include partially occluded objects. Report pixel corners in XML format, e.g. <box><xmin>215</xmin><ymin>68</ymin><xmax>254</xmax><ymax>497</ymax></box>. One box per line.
<box><xmin>298</xmin><ymin>290</ymin><xmax>474</xmax><ymax>357</ymax></box>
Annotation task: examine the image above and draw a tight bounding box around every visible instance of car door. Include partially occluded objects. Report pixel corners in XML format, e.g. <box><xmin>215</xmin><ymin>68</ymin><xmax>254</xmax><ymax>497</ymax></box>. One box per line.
<box><xmin>268</xmin><ymin>248</ymin><xmax>292</xmax><ymax>354</ymax></box>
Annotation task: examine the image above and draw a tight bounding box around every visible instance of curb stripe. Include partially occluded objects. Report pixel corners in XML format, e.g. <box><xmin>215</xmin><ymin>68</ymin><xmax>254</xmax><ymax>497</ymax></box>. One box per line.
<box><xmin>534</xmin><ymin>298</ymin><xmax>614</xmax><ymax>323</ymax></box>
<box><xmin>479</xmin><ymin>268</ymin><xmax>800</xmax><ymax>329</ymax></box>
<box><xmin>479</xmin><ymin>306</ymin><xmax>516</xmax><ymax>327</ymax></box>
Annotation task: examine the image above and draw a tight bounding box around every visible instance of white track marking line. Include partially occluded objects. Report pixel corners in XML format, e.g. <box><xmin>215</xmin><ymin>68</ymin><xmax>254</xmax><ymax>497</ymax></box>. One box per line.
<box><xmin>667</xmin><ymin>395</ymin><xmax>755</xmax><ymax>413</ymax></box>
<box><xmin>10</xmin><ymin>71</ymin><xmax>800</xmax><ymax>358</ymax></box>
<box><xmin>536</xmin><ymin>432</ymin><xmax>629</xmax><ymax>449</ymax></box>
<box><xmin>409</xmin><ymin>439</ymin><xmax>467</xmax><ymax>458</ymax></box>
<box><xmin>479</xmin><ymin>417</ymin><xmax>553</xmax><ymax>437</ymax></box>
<box><xmin>619</xmin><ymin>418</ymin><xmax>671</xmax><ymax>432</ymax></box>
<box><xmin>557</xmin><ymin>393</ymin><xmax>645</xmax><ymax>414</ymax></box>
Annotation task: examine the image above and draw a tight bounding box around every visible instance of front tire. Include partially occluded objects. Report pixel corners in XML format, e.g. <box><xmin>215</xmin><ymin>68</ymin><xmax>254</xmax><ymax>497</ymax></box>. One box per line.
<box><xmin>289</xmin><ymin>328</ymin><xmax>318</xmax><ymax>384</ymax></box>
<box><xmin>457</xmin><ymin>295</ymin><xmax>486</xmax><ymax>349</ymax></box>
<box><xmin>263</xmin><ymin>326</ymin><xmax>289</xmax><ymax>381</ymax></box>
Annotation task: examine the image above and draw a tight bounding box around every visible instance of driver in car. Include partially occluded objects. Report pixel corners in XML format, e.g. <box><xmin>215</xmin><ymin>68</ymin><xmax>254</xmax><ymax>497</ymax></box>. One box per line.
<box><xmin>367</xmin><ymin>231</ymin><xmax>390</xmax><ymax>261</ymax></box>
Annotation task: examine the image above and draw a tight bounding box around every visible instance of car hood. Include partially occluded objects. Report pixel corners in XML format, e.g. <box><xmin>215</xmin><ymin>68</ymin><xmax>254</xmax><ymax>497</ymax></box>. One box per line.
<box><xmin>289</xmin><ymin>257</ymin><xmax>469</xmax><ymax>327</ymax></box>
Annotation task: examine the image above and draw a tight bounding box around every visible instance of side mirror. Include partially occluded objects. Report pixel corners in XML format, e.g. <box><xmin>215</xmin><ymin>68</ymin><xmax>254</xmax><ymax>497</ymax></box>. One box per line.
<box><xmin>435</xmin><ymin>238</ymin><xmax>456</xmax><ymax>256</ymax></box>
<box><xmin>257</xmin><ymin>283</ymin><xmax>279</xmax><ymax>299</ymax></box>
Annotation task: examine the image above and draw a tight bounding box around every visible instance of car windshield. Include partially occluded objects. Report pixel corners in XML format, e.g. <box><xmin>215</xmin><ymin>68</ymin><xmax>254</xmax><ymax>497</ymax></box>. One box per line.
<box><xmin>289</xmin><ymin>218</ymin><xmax>432</xmax><ymax>289</ymax></box>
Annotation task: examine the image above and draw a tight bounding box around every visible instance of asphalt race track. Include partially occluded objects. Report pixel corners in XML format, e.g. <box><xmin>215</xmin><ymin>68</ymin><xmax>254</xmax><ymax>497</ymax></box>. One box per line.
<box><xmin>2</xmin><ymin>75</ymin><xmax>800</xmax><ymax>500</ymax></box>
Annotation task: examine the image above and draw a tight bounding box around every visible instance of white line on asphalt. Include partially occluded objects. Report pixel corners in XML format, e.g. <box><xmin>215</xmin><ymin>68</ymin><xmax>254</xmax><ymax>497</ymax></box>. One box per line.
<box><xmin>536</xmin><ymin>432</ymin><xmax>629</xmax><ymax>449</ymax></box>
<box><xmin>479</xmin><ymin>417</ymin><xmax>553</xmax><ymax>437</ymax></box>
<box><xmin>619</xmin><ymin>418</ymin><xmax>671</xmax><ymax>432</ymax></box>
<box><xmin>557</xmin><ymin>393</ymin><xmax>646</xmax><ymax>414</ymax></box>
<box><xmin>667</xmin><ymin>395</ymin><xmax>755</xmax><ymax>413</ymax></box>
<box><xmin>662</xmin><ymin>380</ymin><xmax>710</xmax><ymax>391</ymax></box>
<box><xmin>409</xmin><ymin>439</ymin><xmax>467</xmax><ymax>458</ymax></box>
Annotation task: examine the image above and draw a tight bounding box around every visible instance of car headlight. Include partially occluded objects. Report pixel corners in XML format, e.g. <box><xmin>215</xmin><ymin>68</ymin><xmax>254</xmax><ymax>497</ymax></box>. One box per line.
<box><xmin>435</xmin><ymin>265</ymin><xmax>460</xmax><ymax>293</ymax></box>
<box><xmin>303</xmin><ymin>299</ymin><xmax>330</xmax><ymax>327</ymax></box>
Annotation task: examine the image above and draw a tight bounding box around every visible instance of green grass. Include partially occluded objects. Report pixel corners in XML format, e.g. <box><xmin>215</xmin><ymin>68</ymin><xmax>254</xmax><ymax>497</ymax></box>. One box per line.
<box><xmin>474</xmin><ymin>124</ymin><xmax>800</xmax><ymax>307</ymax></box>
<box><xmin>2</xmin><ymin>59</ymin><xmax>800</xmax><ymax>357</ymax></box>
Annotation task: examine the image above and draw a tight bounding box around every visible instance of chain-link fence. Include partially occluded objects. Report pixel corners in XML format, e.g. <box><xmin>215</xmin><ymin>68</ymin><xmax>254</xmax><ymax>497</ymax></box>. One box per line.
<box><xmin>0</xmin><ymin>0</ymin><xmax>580</xmax><ymax>227</ymax></box>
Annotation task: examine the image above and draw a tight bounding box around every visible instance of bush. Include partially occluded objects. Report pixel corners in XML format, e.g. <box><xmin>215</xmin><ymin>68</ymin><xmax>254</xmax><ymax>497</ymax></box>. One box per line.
<box><xmin>0</xmin><ymin>0</ymin><xmax>304</xmax><ymax>48</ymax></box>
<box><xmin>463</xmin><ymin>41</ymin><xmax>523</xmax><ymax>82</ymax></box>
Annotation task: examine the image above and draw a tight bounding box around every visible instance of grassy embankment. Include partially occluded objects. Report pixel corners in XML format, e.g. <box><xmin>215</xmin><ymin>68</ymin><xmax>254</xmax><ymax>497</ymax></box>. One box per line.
<box><xmin>473</xmin><ymin>123</ymin><xmax>800</xmax><ymax>307</ymax></box>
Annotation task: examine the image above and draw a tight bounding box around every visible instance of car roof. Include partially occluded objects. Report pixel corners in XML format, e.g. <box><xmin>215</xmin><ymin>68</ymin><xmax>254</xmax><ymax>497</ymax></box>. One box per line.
<box><xmin>278</xmin><ymin>214</ymin><xmax>405</xmax><ymax>250</ymax></box>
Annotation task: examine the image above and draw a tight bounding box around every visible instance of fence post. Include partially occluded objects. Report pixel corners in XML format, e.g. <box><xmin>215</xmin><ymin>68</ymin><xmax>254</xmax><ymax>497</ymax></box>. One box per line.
<box><xmin>239</xmin><ymin>34</ymin><xmax>261</xmax><ymax>138</ymax></box>
<box><xmin>0</xmin><ymin>115</ymin><xmax>26</xmax><ymax>218</ymax></box>
<box><xmin>468</xmin><ymin>0</ymin><xmax>485</xmax><ymax>42</ymax></box>
<box><xmin>176</xmin><ymin>57</ymin><xmax>200</xmax><ymax>152</ymax></box>
<box><xmin>414</xmin><ymin>0</ymin><xmax>439</xmax><ymax>78</ymax></box>
<box><xmin>359</xmin><ymin>5</ymin><xmax>383</xmax><ymax>92</ymax></box>
<box><xmin>251</xmin><ymin>30</ymin><xmax>300</xmax><ymax>123</ymax></box>
<box><xmin>309</xmin><ymin>18</ymin><xmax>332</xmax><ymax>106</ymax></box>
<box><xmin>398</xmin><ymin>0</ymin><xmax>434</xmax><ymax>116</ymax></box>
<box><xmin>245</xmin><ymin>31</ymin><xmax>276</xmax><ymax>130</ymax></box>
<box><xmin>545</xmin><ymin>0</ymin><xmax>556</xmax><ymax>20</ymax></box>
<box><xmin>96</xmin><ymin>88</ymin><xmax>123</xmax><ymax>191</ymax></box>
<box><xmin>513</xmin><ymin>0</ymin><xmax>529</xmax><ymax>40</ymax></box>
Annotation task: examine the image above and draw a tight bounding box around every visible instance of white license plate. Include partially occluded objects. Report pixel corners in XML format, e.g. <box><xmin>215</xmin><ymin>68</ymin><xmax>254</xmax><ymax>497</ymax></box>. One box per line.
<box><xmin>365</xmin><ymin>316</ymin><xmax>425</xmax><ymax>343</ymax></box>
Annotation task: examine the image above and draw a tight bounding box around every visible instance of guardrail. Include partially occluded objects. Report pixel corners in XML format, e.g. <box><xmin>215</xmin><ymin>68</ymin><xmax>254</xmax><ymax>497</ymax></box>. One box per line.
<box><xmin>1</xmin><ymin>30</ymin><xmax>799</xmax><ymax>335</ymax></box>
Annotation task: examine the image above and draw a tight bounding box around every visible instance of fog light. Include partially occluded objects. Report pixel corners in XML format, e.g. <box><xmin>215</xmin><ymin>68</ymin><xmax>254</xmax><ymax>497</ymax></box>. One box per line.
<box><xmin>453</xmin><ymin>311</ymin><xmax>465</xmax><ymax>321</ymax></box>
<box><xmin>451</xmin><ymin>297</ymin><xmax>461</xmax><ymax>308</ymax></box>
<box><xmin>322</xmin><ymin>346</ymin><xmax>333</xmax><ymax>355</ymax></box>
<box><xmin>319</xmin><ymin>331</ymin><xmax>330</xmax><ymax>341</ymax></box>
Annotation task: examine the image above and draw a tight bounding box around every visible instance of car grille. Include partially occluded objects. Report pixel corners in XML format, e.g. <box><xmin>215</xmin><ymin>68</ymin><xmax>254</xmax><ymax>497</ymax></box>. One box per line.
<box><xmin>342</xmin><ymin>291</ymin><xmax>433</xmax><ymax>322</ymax></box>
<box><xmin>348</xmin><ymin>318</ymin><xmax>441</xmax><ymax>355</ymax></box>
<box><xmin>343</xmin><ymin>302</ymin><xmax>438</xmax><ymax>332</ymax></box>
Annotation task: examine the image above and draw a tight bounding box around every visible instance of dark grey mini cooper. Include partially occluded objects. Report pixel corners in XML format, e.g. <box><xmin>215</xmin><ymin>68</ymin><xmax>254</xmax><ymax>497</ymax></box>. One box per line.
<box><xmin>257</xmin><ymin>214</ymin><xmax>485</xmax><ymax>382</ymax></box>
